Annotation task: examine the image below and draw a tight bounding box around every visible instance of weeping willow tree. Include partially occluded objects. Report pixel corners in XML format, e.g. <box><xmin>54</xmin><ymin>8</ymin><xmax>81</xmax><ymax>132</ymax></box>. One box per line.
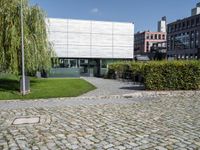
<box><xmin>0</xmin><ymin>0</ymin><xmax>53</xmax><ymax>75</ymax></box>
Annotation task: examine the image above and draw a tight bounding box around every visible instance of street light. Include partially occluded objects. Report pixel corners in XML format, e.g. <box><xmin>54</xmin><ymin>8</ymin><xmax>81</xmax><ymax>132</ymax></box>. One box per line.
<box><xmin>21</xmin><ymin>0</ymin><xmax>26</xmax><ymax>95</ymax></box>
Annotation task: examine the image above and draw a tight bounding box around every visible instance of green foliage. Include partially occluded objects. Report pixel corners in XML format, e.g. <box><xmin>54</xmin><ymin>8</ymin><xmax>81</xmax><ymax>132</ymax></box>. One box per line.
<box><xmin>107</xmin><ymin>61</ymin><xmax>130</xmax><ymax>79</ymax></box>
<box><xmin>107</xmin><ymin>61</ymin><xmax>200</xmax><ymax>90</ymax></box>
<box><xmin>0</xmin><ymin>0</ymin><xmax>53</xmax><ymax>75</ymax></box>
<box><xmin>143</xmin><ymin>61</ymin><xmax>200</xmax><ymax>90</ymax></box>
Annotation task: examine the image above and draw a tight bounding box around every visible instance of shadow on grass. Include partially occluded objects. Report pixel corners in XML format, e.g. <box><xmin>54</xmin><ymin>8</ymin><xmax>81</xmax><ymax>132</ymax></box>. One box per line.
<box><xmin>0</xmin><ymin>78</ymin><xmax>39</xmax><ymax>96</ymax></box>
<box><xmin>0</xmin><ymin>77</ymin><xmax>46</xmax><ymax>91</ymax></box>
<box><xmin>0</xmin><ymin>79</ymin><xmax>20</xmax><ymax>92</ymax></box>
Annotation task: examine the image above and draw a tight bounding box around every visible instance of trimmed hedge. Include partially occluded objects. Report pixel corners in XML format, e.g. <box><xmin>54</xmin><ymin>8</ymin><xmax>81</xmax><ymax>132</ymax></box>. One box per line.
<box><xmin>108</xmin><ymin>61</ymin><xmax>200</xmax><ymax>90</ymax></box>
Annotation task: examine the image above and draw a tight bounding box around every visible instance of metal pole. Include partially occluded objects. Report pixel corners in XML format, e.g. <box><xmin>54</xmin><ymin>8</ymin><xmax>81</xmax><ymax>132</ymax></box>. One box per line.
<box><xmin>21</xmin><ymin>0</ymin><xmax>26</xmax><ymax>95</ymax></box>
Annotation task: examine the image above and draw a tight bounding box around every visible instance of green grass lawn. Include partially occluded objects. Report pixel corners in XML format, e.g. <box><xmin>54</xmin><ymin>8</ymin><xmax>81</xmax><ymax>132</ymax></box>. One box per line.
<box><xmin>0</xmin><ymin>76</ymin><xmax>96</xmax><ymax>100</ymax></box>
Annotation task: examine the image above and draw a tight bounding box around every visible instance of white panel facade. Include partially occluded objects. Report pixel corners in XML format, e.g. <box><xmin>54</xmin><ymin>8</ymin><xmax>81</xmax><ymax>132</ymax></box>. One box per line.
<box><xmin>113</xmin><ymin>35</ymin><xmax>133</xmax><ymax>47</ymax></box>
<box><xmin>49</xmin><ymin>32</ymin><xmax>67</xmax><ymax>45</ymax></box>
<box><xmin>92</xmin><ymin>34</ymin><xmax>112</xmax><ymax>46</ymax></box>
<box><xmin>113</xmin><ymin>47</ymin><xmax>133</xmax><ymax>58</ymax></box>
<box><xmin>78</xmin><ymin>46</ymin><xmax>91</xmax><ymax>58</ymax></box>
<box><xmin>47</xmin><ymin>19</ymin><xmax>68</xmax><ymax>32</ymax></box>
<box><xmin>92</xmin><ymin>46</ymin><xmax>113</xmax><ymax>58</ymax></box>
<box><xmin>47</xmin><ymin>18</ymin><xmax>134</xmax><ymax>59</ymax></box>
<box><xmin>68</xmin><ymin>19</ymin><xmax>91</xmax><ymax>33</ymax></box>
<box><xmin>68</xmin><ymin>33</ymin><xmax>90</xmax><ymax>46</ymax></box>
<box><xmin>53</xmin><ymin>45</ymin><xmax>68</xmax><ymax>57</ymax></box>
<box><xmin>68</xmin><ymin>45</ymin><xmax>91</xmax><ymax>58</ymax></box>
<box><xmin>92</xmin><ymin>21</ymin><xmax>113</xmax><ymax>34</ymax></box>
<box><xmin>113</xmin><ymin>23</ymin><xmax>133</xmax><ymax>35</ymax></box>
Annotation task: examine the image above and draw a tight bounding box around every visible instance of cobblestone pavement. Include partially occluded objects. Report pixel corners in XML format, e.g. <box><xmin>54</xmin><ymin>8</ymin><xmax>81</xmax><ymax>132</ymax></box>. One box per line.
<box><xmin>0</xmin><ymin>94</ymin><xmax>200</xmax><ymax>149</ymax></box>
<box><xmin>80</xmin><ymin>77</ymin><xmax>144</xmax><ymax>97</ymax></box>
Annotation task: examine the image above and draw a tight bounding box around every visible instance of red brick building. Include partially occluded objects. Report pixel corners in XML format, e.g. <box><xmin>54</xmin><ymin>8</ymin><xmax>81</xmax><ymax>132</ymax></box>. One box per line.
<box><xmin>134</xmin><ymin>31</ymin><xmax>166</xmax><ymax>55</ymax></box>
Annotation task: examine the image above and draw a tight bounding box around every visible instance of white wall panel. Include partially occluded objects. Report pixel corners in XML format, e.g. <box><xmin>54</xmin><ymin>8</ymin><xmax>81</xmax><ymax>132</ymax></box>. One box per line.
<box><xmin>124</xmin><ymin>47</ymin><xmax>134</xmax><ymax>58</ymax></box>
<box><xmin>92</xmin><ymin>21</ymin><xmax>112</xmax><ymax>34</ymax></box>
<box><xmin>48</xmin><ymin>25</ymin><xmax>67</xmax><ymax>32</ymax></box>
<box><xmin>48</xmin><ymin>18</ymin><xmax>68</xmax><ymax>24</ymax></box>
<box><xmin>47</xmin><ymin>19</ymin><xmax>68</xmax><ymax>32</ymax></box>
<box><xmin>68</xmin><ymin>19</ymin><xmax>91</xmax><ymax>33</ymax></box>
<box><xmin>113</xmin><ymin>47</ymin><xmax>133</xmax><ymax>58</ymax></box>
<box><xmin>113</xmin><ymin>35</ymin><xmax>133</xmax><ymax>47</ymax></box>
<box><xmin>53</xmin><ymin>46</ymin><xmax>68</xmax><ymax>57</ymax></box>
<box><xmin>68</xmin><ymin>33</ymin><xmax>90</xmax><ymax>45</ymax></box>
<box><xmin>47</xmin><ymin>18</ymin><xmax>134</xmax><ymax>59</ymax></box>
<box><xmin>113</xmin><ymin>23</ymin><xmax>133</xmax><ymax>35</ymax></box>
<box><xmin>68</xmin><ymin>46</ymin><xmax>79</xmax><ymax>58</ymax></box>
<box><xmin>92</xmin><ymin>34</ymin><xmax>112</xmax><ymax>46</ymax></box>
<box><xmin>91</xmin><ymin>46</ymin><xmax>112</xmax><ymax>58</ymax></box>
<box><xmin>49</xmin><ymin>32</ymin><xmax>67</xmax><ymax>44</ymax></box>
<box><xmin>78</xmin><ymin>46</ymin><xmax>91</xmax><ymax>58</ymax></box>
<box><xmin>68</xmin><ymin>45</ymin><xmax>90</xmax><ymax>58</ymax></box>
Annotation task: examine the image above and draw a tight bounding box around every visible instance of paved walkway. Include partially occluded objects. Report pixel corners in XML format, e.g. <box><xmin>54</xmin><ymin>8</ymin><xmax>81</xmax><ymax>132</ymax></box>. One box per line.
<box><xmin>0</xmin><ymin>78</ymin><xmax>200</xmax><ymax>149</ymax></box>
<box><xmin>0</xmin><ymin>77</ymin><xmax>144</xmax><ymax>110</ymax></box>
<box><xmin>80</xmin><ymin>77</ymin><xmax>144</xmax><ymax>97</ymax></box>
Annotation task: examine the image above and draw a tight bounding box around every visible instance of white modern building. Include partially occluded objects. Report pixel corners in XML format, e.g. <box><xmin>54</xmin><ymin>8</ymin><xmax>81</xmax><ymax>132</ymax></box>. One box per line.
<box><xmin>158</xmin><ymin>16</ymin><xmax>167</xmax><ymax>33</ymax></box>
<box><xmin>191</xmin><ymin>2</ymin><xmax>200</xmax><ymax>16</ymax></box>
<box><xmin>46</xmin><ymin>18</ymin><xmax>134</xmax><ymax>76</ymax></box>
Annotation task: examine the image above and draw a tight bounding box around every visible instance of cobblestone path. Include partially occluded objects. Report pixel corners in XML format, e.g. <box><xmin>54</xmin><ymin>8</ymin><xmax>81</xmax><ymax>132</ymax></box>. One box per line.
<box><xmin>0</xmin><ymin>94</ymin><xmax>200</xmax><ymax>149</ymax></box>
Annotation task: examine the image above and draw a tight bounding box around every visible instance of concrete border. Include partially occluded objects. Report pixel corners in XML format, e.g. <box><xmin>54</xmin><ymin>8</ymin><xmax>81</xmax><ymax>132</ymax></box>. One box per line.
<box><xmin>0</xmin><ymin>90</ymin><xmax>199</xmax><ymax>103</ymax></box>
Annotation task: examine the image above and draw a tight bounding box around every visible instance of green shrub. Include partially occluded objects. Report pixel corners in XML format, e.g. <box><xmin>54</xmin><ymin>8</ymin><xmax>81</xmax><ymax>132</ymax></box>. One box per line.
<box><xmin>107</xmin><ymin>61</ymin><xmax>131</xmax><ymax>79</ymax></box>
<box><xmin>107</xmin><ymin>61</ymin><xmax>200</xmax><ymax>90</ymax></box>
<box><xmin>144</xmin><ymin>61</ymin><xmax>200</xmax><ymax>90</ymax></box>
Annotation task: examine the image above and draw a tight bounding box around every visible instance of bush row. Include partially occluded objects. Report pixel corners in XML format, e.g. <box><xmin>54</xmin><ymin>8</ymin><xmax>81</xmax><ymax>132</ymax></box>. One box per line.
<box><xmin>107</xmin><ymin>61</ymin><xmax>200</xmax><ymax>90</ymax></box>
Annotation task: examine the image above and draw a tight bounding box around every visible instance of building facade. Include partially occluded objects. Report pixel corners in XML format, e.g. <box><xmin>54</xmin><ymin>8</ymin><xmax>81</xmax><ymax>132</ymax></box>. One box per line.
<box><xmin>134</xmin><ymin>17</ymin><xmax>166</xmax><ymax>56</ymax></box>
<box><xmin>134</xmin><ymin>31</ymin><xmax>166</xmax><ymax>55</ymax></box>
<box><xmin>167</xmin><ymin>3</ymin><xmax>200</xmax><ymax>59</ymax></box>
<box><xmin>158</xmin><ymin>16</ymin><xmax>167</xmax><ymax>32</ymax></box>
<box><xmin>46</xmin><ymin>18</ymin><xmax>134</xmax><ymax>76</ymax></box>
<box><xmin>150</xmin><ymin>41</ymin><xmax>167</xmax><ymax>60</ymax></box>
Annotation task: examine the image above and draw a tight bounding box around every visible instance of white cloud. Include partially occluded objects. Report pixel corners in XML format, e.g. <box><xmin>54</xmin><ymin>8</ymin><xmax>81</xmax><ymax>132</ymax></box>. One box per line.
<box><xmin>90</xmin><ymin>8</ymin><xmax>99</xmax><ymax>14</ymax></box>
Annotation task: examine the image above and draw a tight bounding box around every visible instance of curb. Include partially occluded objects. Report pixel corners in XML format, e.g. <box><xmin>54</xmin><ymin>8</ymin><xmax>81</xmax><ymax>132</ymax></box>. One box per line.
<box><xmin>122</xmin><ymin>91</ymin><xmax>200</xmax><ymax>99</ymax></box>
<box><xmin>0</xmin><ymin>91</ymin><xmax>200</xmax><ymax>103</ymax></box>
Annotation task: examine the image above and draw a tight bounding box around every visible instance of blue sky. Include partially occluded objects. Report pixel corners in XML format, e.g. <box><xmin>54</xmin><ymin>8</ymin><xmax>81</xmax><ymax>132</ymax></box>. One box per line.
<box><xmin>30</xmin><ymin>0</ymin><xmax>199</xmax><ymax>32</ymax></box>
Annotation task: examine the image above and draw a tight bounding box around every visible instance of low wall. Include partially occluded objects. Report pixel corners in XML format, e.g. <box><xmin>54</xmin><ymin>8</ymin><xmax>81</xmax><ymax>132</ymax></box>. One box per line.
<box><xmin>48</xmin><ymin>68</ymin><xmax>80</xmax><ymax>78</ymax></box>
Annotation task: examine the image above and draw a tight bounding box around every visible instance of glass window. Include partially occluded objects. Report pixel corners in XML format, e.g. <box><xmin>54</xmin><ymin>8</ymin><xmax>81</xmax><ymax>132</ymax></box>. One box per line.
<box><xmin>170</xmin><ymin>36</ymin><xmax>174</xmax><ymax>50</ymax></box>
<box><xmin>151</xmin><ymin>34</ymin><xmax>154</xmax><ymax>39</ymax></box>
<box><xmin>159</xmin><ymin>34</ymin><xmax>161</xmax><ymax>39</ymax></box>
<box><xmin>146</xmin><ymin>42</ymin><xmax>149</xmax><ymax>52</ymax></box>
<box><xmin>168</xmin><ymin>26</ymin><xmax>171</xmax><ymax>33</ymax></box>
<box><xmin>178</xmin><ymin>23</ymin><xmax>181</xmax><ymax>29</ymax></box>
<box><xmin>70</xmin><ymin>59</ymin><xmax>77</xmax><ymax>68</ymax></box>
<box><xmin>191</xmin><ymin>19</ymin><xmax>194</xmax><ymax>26</ymax></box>
<box><xmin>187</xmin><ymin>20</ymin><xmax>190</xmax><ymax>28</ymax></box>
<box><xmin>59</xmin><ymin>59</ymin><xmax>64</xmax><ymax>68</ymax></box>
<box><xmin>196</xmin><ymin>17</ymin><xmax>199</xmax><ymax>25</ymax></box>
<box><xmin>195</xmin><ymin>30</ymin><xmax>199</xmax><ymax>48</ymax></box>
<box><xmin>171</xmin><ymin>26</ymin><xmax>174</xmax><ymax>32</ymax></box>
<box><xmin>182</xmin><ymin>22</ymin><xmax>185</xmax><ymax>28</ymax></box>
<box><xmin>146</xmin><ymin>34</ymin><xmax>149</xmax><ymax>39</ymax></box>
<box><xmin>63</xmin><ymin>59</ymin><xmax>69</xmax><ymax>68</ymax></box>
<box><xmin>155</xmin><ymin>34</ymin><xmax>157</xmax><ymax>39</ymax></box>
<box><xmin>175</xmin><ymin>24</ymin><xmax>177</xmax><ymax>31</ymax></box>
<box><xmin>162</xmin><ymin>34</ymin><xmax>165</xmax><ymax>40</ymax></box>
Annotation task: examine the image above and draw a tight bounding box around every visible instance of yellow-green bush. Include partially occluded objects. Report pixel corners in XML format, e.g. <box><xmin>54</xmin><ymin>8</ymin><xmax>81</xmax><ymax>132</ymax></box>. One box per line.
<box><xmin>107</xmin><ymin>62</ymin><xmax>131</xmax><ymax>79</ymax></box>
<box><xmin>107</xmin><ymin>61</ymin><xmax>200</xmax><ymax>90</ymax></box>
<box><xmin>144</xmin><ymin>61</ymin><xmax>200</xmax><ymax>90</ymax></box>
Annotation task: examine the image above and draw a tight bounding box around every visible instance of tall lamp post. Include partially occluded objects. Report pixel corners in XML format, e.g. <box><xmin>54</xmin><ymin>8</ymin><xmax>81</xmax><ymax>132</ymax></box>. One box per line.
<box><xmin>21</xmin><ymin>0</ymin><xmax>26</xmax><ymax>95</ymax></box>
